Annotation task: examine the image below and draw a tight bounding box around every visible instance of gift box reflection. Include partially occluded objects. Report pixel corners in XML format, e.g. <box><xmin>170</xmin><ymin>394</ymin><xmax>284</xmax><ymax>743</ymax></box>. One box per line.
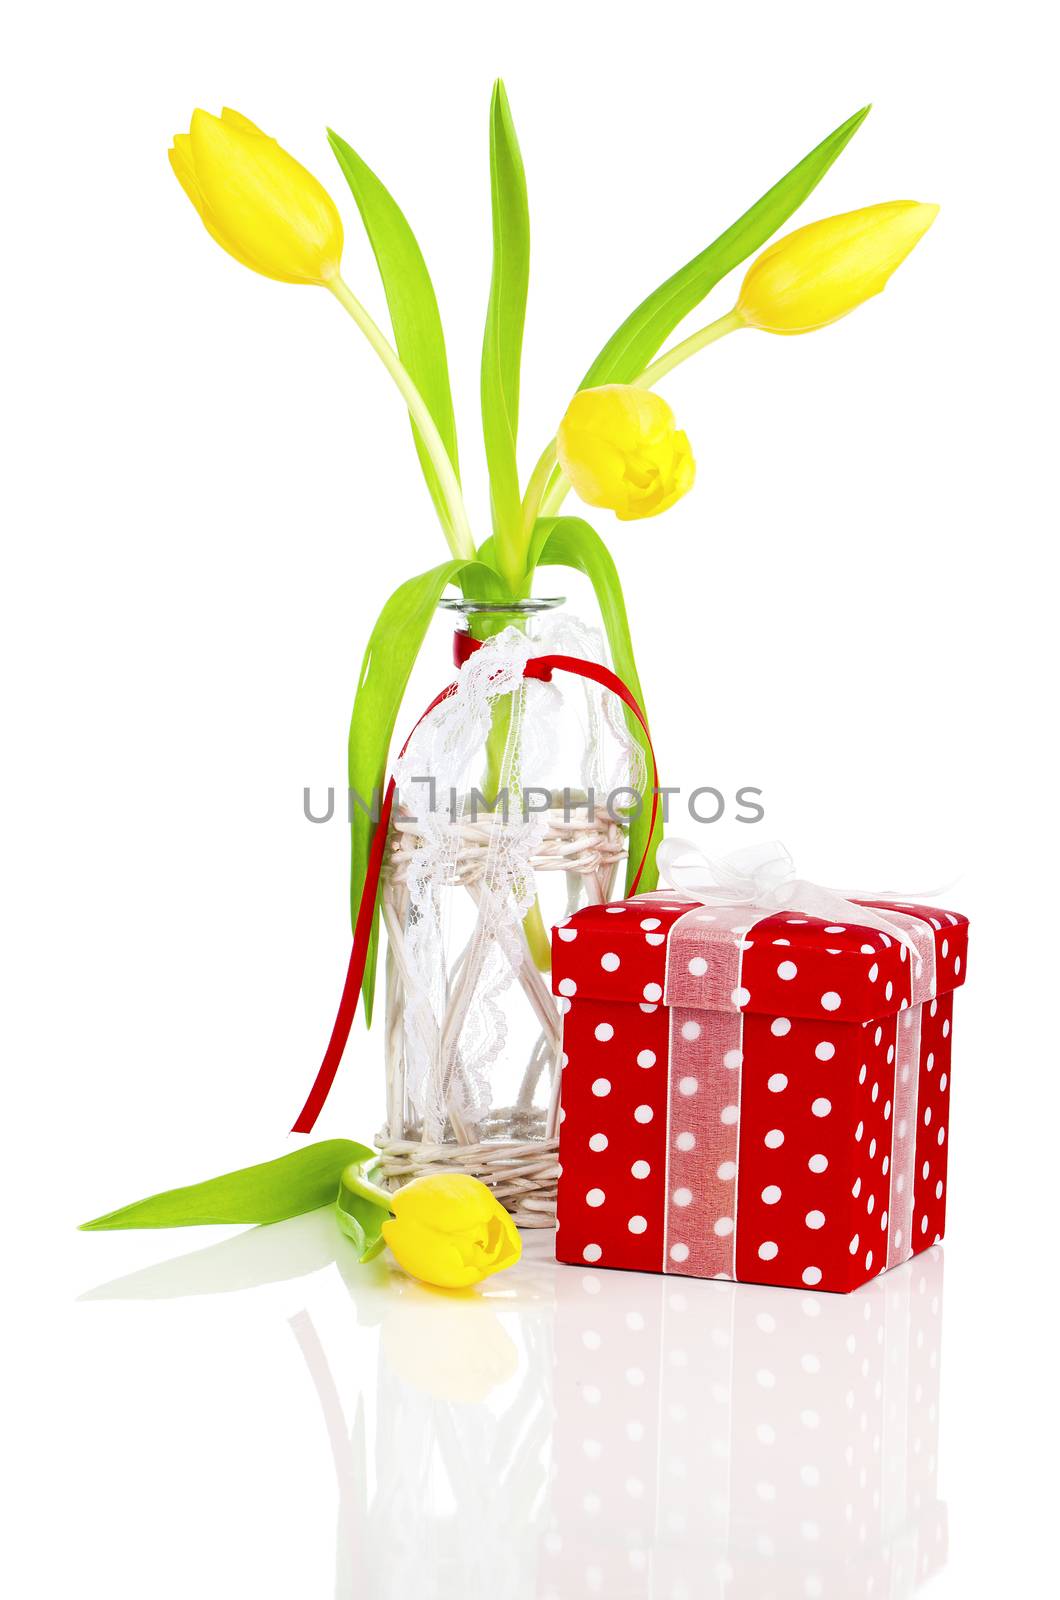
<box><xmin>295</xmin><ymin>1241</ymin><xmax>945</xmax><ymax>1599</ymax></box>
<box><xmin>542</xmin><ymin>1248</ymin><xmax>946</xmax><ymax>1598</ymax></box>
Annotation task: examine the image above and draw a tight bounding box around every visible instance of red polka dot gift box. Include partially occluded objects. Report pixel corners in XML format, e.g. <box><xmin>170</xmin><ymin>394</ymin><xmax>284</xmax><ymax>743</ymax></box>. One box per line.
<box><xmin>551</xmin><ymin>886</ymin><xmax>968</xmax><ymax>1292</ymax></box>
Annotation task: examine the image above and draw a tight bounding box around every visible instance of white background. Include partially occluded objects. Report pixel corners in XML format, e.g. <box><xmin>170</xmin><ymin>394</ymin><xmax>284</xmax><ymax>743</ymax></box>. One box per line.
<box><xmin>3</xmin><ymin>2</ymin><xmax>1056</xmax><ymax>1595</ymax></box>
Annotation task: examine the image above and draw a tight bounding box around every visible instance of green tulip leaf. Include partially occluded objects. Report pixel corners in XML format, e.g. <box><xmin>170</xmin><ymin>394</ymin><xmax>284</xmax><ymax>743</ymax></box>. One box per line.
<box><xmin>535</xmin><ymin>517</ymin><xmax>661</xmax><ymax>894</ymax></box>
<box><xmin>349</xmin><ymin>557</ymin><xmax>507</xmax><ymax>1022</ymax></box>
<box><xmin>328</xmin><ymin>129</ymin><xmax>461</xmax><ymax>540</ymax></box>
<box><xmin>481</xmin><ymin>80</ymin><xmax>531</xmax><ymax>589</ymax></box>
<box><xmin>336</xmin><ymin>1161</ymin><xmax>392</xmax><ymax>1263</ymax></box>
<box><xmin>577</xmin><ymin>105</ymin><xmax>870</xmax><ymax>389</ymax></box>
<box><xmin>79</xmin><ymin>1140</ymin><xmax>374</xmax><ymax>1230</ymax></box>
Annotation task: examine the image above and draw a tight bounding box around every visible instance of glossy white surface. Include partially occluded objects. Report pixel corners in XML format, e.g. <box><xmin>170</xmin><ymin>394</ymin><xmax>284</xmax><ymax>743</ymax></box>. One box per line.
<box><xmin>51</xmin><ymin>1222</ymin><xmax>1046</xmax><ymax>1598</ymax></box>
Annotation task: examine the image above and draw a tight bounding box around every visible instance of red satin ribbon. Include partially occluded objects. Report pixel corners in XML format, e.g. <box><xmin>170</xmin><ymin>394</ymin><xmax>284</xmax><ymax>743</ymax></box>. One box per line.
<box><xmin>291</xmin><ymin>637</ymin><xmax>659</xmax><ymax>1134</ymax></box>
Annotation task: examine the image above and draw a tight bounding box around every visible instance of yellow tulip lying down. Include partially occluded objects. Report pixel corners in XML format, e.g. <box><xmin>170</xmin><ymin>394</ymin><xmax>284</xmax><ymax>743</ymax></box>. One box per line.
<box><xmin>80</xmin><ymin>1142</ymin><xmax>522</xmax><ymax>1292</ymax></box>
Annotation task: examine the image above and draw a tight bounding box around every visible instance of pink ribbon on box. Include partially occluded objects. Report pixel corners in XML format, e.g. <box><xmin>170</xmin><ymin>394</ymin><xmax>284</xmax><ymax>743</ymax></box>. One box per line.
<box><xmin>648</xmin><ymin>839</ymin><xmax>945</xmax><ymax>1281</ymax></box>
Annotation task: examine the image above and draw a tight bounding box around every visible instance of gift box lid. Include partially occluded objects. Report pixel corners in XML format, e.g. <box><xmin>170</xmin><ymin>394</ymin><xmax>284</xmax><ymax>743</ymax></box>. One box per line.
<box><xmin>552</xmin><ymin>893</ymin><xmax>968</xmax><ymax>1026</ymax></box>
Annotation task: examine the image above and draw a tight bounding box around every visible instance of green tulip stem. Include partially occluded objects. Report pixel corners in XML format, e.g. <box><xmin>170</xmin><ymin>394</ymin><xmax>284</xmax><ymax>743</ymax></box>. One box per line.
<box><xmin>469</xmin><ymin>608</ymin><xmax>553</xmax><ymax>973</ymax></box>
<box><xmin>634</xmin><ymin>306</ymin><xmax>745</xmax><ymax>387</ymax></box>
<box><xmin>519</xmin><ymin>440</ymin><xmax>558</xmax><ymax>551</ymax></box>
<box><xmin>533</xmin><ymin>308</ymin><xmax>745</xmax><ymax>522</ymax></box>
<box><xmin>327</xmin><ymin>275</ymin><xmax>477</xmax><ymax>563</ymax></box>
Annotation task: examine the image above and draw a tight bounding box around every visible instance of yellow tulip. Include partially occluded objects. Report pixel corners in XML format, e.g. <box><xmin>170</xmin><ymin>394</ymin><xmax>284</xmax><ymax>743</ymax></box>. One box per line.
<box><xmin>381</xmin><ymin>1174</ymin><xmax>522</xmax><ymax>1289</ymax></box>
<box><xmin>169</xmin><ymin>108</ymin><xmax>344</xmax><ymax>285</ymax></box>
<box><xmin>556</xmin><ymin>385</ymin><xmax>695</xmax><ymax>520</ymax></box>
<box><xmin>735</xmin><ymin>201</ymin><xmax>939</xmax><ymax>335</ymax></box>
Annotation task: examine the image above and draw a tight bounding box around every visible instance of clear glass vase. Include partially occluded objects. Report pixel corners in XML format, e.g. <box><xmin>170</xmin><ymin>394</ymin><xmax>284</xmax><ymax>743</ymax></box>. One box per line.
<box><xmin>376</xmin><ymin>598</ymin><xmax>635</xmax><ymax>1224</ymax></box>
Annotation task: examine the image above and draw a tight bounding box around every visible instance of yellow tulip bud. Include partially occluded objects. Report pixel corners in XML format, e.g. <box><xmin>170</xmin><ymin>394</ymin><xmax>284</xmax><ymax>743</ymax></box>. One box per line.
<box><xmin>735</xmin><ymin>201</ymin><xmax>938</xmax><ymax>335</ymax></box>
<box><xmin>381</xmin><ymin>1174</ymin><xmax>522</xmax><ymax>1289</ymax></box>
<box><xmin>169</xmin><ymin>108</ymin><xmax>344</xmax><ymax>286</ymax></box>
<box><xmin>556</xmin><ymin>385</ymin><xmax>695</xmax><ymax>521</ymax></box>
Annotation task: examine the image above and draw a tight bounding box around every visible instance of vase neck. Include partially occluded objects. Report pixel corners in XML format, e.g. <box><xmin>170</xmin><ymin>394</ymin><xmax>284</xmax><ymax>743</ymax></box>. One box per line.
<box><xmin>438</xmin><ymin>595</ymin><xmax>565</xmax><ymax>644</ymax></box>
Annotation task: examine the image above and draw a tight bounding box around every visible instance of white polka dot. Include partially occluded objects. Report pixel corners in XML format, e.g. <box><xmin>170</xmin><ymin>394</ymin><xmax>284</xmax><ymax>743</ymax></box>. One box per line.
<box><xmin>714</xmin><ymin>1216</ymin><xmax>735</xmax><ymax>1237</ymax></box>
<box><xmin>771</xmin><ymin>1017</ymin><xmax>791</xmax><ymax>1037</ymax></box>
<box><xmin>885</xmin><ymin>981</ymin><xmax>894</xmax><ymax>1002</ymax></box>
<box><xmin>812</xmin><ymin>1097</ymin><xmax>832</xmax><ymax>1118</ymax></box>
<box><xmin>852</xmin><ymin>1177</ymin><xmax>862</xmax><ymax>1197</ymax></box>
<box><xmin>724</xmin><ymin>1048</ymin><xmax>743</xmax><ymax>1069</ymax></box>
<box><xmin>640</xmin><ymin>917</ymin><xmax>661</xmax><ymax>931</ymax></box>
<box><xmin>936</xmin><ymin>1179</ymin><xmax>944</xmax><ymax>1199</ymax></box>
<box><xmin>954</xmin><ymin>955</ymin><xmax>961</xmax><ymax>974</ymax></box>
<box><xmin>720</xmin><ymin>1104</ymin><xmax>739</xmax><ymax>1125</ymax></box>
<box><xmin>636</xmin><ymin>1048</ymin><xmax>656</xmax><ymax>1068</ymax></box>
<box><xmin>673</xmin><ymin>1187</ymin><xmax>693</xmax><ymax>1207</ymax></box>
<box><xmin>849</xmin><ymin>1233</ymin><xmax>860</xmax><ymax>1255</ymax></box>
<box><xmin>600</xmin><ymin>952</ymin><xmax>621</xmax><ymax>972</ymax></box>
<box><xmin>687</xmin><ymin>956</ymin><xmax>709</xmax><ymax>976</ymax></box>
<box><xmin>586</xmin><ymin>1188</ymin><xmax>605</xmax><ymax>1207</ymax></box>
<box><xmin>859</xmin><ymin>1064</ymin><xmax>867</xmax><ymax>1084</ymax></box>
<box><xmin>762</xmin><ymin>1185</ymin><xmax>782</xmax><ymax>1205</ymax></box>
<box><xmin>808</xmin><ymin>1153</ymin><xmax>828</xmax><ymax>1173</ymax></box>
<box><xmin>939</xmin><ymin>1072</ymin><xmax>948</xmax><ymax>1091</ymax></box>
<box><xmin>731</xmin><ymin>986</ymin><xmax>751</xmax><ymax>1007</ymax></box>
<box><xmin>764</xmin><ymin>1129</ymin><xmax>785</xmax><ymax>1149</ymax></box>
<box><xmin>628</xmin><ymin>1215</ymin><xmax>647</xmax><ymax>1235</ymax></box>
<box><xmin>942</xmin><ymin>1019</ymin><xmax>951</xmax><ymax>1038</ymax></box>
<box><xmin>681</xmin><ymin>1019</ymin><xmax>701</xmax><ymax>1042</ymax></box>
<box><xmin>582</xmin><ymin>1243</ymin><xmax>602</xmax><ymax>1262</ymax></box>
<box><xmin>675</xmin><ymin>1131</ymin><xmax>695</xmax><ymax>1152</ymax></box>
<box><xmin>921</xmin><ymin>1215</ymin><xmax>929</xmax><ymax>1234</ymax></box>
<box><xmin>767</xmin><ymin>1072</ymin><xmax>789</xmax><ymax>1093</ymax></box>
<box><xmin>758</xmin><ymin>1241</ymin><xmax>779</xmax><ymax>1261</ymax></box>
<box><xmin>678</xmin><ymin>1076</ymin><xmax>698</xmax><ymax>1096</ymax></box>
<box><xmin>924</xmin><ymin>1106</ymin><xmax>932</xmax><ymax>1126</ymax></box>
<box><xmin>868</xmin><ymin>963</ymin><xmax>880</xmax><ymax>983</ymax></box>
<box><xmin>669</xmin><ymin>1242</ymin><xmax>689</xmax><ymax>1263</ymax></box>
<box><xmin>631</xmin><ymin>1160</ymin><xmax>651</xmax><ymax>1179</ymax></box>
<box><xmin>717</xmin><ymin>1159</ymin><xmax>737</xmax><ymax>1180</ymax></box>
<box><xmin>557</xmin><ymin>997</ymin><xmax>571</xmax><ymax>1015</ymax></box>
<box><xmin>802</xmin><ymin>1266</ymin><xmax>823</xmax><ymax>1287</ymax></box>
<box><xmin>937</xmin><ymin>1127</ymin><xmax>946</xmax><ymax>1146</ymax></box>
<box><xmin>644</xmin><ymin>933</ymin><xmax>666</xmax><ymax>947</ymax></box>
<box><xmin>556</xmin><ymin>925</ymin><xmax>577</xmax><ymax>942</ymax></box>
<box><xmin>594</xmin><ymin>1022</ymin><xmax>614</xmax><ymax>1042</ymax></box>
<box><xmin>880</xmin><ymin>1209</ymin><xmax>889</xmax><ymax>1231</ymax></box>
<box><xmin>558</xmin><ymin>977</ymin><xmax>577</xmax><ymax>997</ymax></box>
<box><xmin>591</xmin><ymin>1078</ymin><xmax>611</xmax><ymax>1097</ymax></box>
<box><xmin>865</xmin><ymin>1250</ymin><xmax>874</xmax><ymax>1271</ymax></box>
<box><xmin>588</xmin><ymin>1133</ymin><xmax>608</xmax><ymax>1152</ymax></box>
<box><xmin>805</xmin><ymin>1209</ymin><xmax>826</xmax><ymax>1230</ymax></box>
<box><xmin>777</xmin><ymin>961</ymin><xmax>798</xmax><ymax>981</ymax></box>
<box><xmin>821</xmin><ymin>991</ymin><xmax>842</xmax><ymax>1012</ymax></box>
<box><xmin>867</xmin><ymin>1194</ymin><xmax>875</xmax><ymax>1215</ymax></box>
<box><xmin>868</xmin><ymin>1137</ymin><xmax>877</xmax><ymax>1158</ymax></box>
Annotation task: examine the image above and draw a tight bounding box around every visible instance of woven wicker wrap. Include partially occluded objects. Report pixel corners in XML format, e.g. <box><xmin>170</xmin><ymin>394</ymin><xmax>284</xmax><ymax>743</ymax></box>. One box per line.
<box><xmin>380</xmin><ymin>799</ymin><xmax>625</xmax><ymax>1225</ymax></box>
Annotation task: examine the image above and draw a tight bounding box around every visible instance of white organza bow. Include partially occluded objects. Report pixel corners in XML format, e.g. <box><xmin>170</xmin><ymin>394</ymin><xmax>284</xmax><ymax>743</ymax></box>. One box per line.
<box><xmin>655</xmin><ymin>837</ymin><xmax>930</xmax><ymax>959</ymax></box>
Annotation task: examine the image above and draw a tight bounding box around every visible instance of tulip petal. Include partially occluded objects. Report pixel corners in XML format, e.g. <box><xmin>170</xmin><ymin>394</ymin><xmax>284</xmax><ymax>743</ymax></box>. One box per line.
<box><xmin>736</xmin><ymin>201</ymin><xmax>939</xmax><ymax>335</ymax></box>
<box><xmin>557</xmin><ymin>384</ymin><xmax>695</xmax><ymax>521</ymax></box>
<box><xmin>186</xmin><ymin>107</ymin><xmax>343</xmax><ymax>286</ymax></box>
